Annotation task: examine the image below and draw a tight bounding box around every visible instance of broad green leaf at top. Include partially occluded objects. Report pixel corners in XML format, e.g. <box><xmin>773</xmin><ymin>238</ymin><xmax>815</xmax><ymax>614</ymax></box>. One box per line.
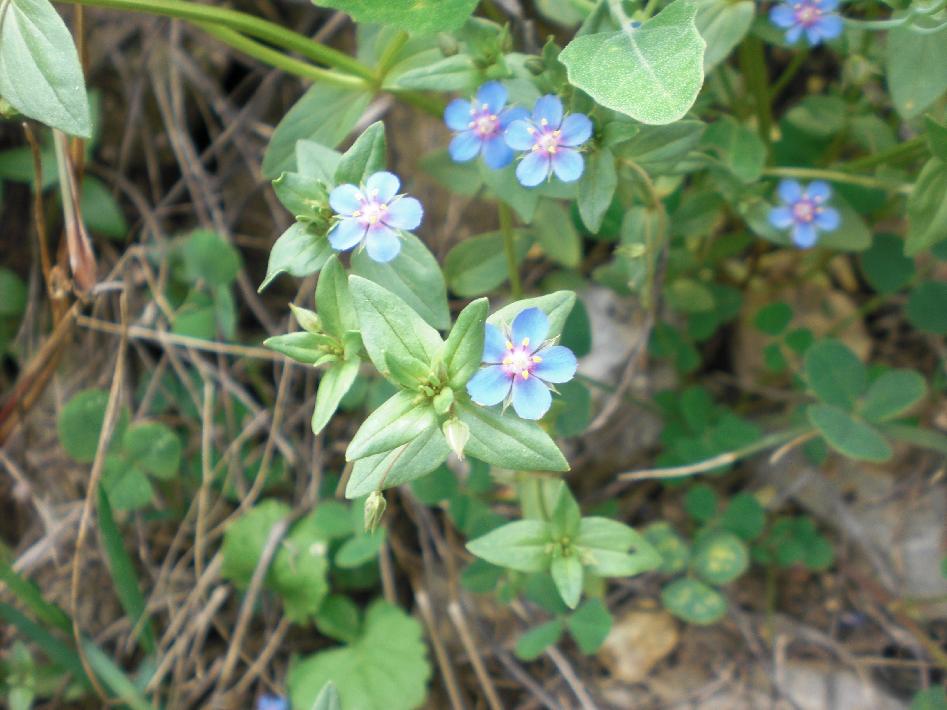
<box><xmin>313</xmin><ymin>0</ymin><xmax>479</xmax><ymax>34</ymax></box>
<box><xmin>559</xmin><ymin>0</ymin><xmax>706</xmax><ymax>125</ymax></box>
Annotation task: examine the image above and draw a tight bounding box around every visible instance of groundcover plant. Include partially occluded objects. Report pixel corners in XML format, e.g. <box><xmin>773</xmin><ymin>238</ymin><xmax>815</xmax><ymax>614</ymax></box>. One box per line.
<box><xmin>1</xmin><ymin>0</ymin><xmax>946</xmax><ymax>707</ymax></box>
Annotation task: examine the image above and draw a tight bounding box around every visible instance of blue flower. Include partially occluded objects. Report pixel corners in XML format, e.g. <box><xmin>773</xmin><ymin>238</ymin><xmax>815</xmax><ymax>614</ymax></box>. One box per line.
<box><xmin>770</xmin><ymin>0</ymin><xmax>843</xmax><ymax>46</ymax></box>
<box><xmin>768</xmin><ymin>179</ymin><xmax>840</xmax><ymax>248</ymax></box>
<box><xmin>466</xmin><ymin>307</ymin><xmax>577</xmax><ymax>420</ymax></box>
<box><xmin>444</xmin><ymin>82</ymin><xmax>529</xmax><ymax>169</ymax></box>
<box><xmin>327</xmin><ymin>171</ymin><xmax>423</xmax><ymax>263</ymax></box>
<box><xmin>504</xmin><ymin>95</ymin><xmax>593</xmax><ymax>187</ymax></box>
<box><xmin>256</xmin><ymin>694</ymin><xmax>289</xmax><ymax>710</ymax></box>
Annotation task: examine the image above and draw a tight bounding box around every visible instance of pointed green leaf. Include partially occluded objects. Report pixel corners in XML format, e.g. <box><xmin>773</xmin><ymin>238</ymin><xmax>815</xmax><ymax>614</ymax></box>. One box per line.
<box><xmin>346</xmin><ymin>390</ymin><xmax>438</xmax><ymax>461</ymax></box>
<box><xmin>466</xmin><ymin>519</ymin><xmax>552</xmax><ymax>572</ymax></box>
<box><xmin>807</xmin><ymin>403</ymin><xmax>893</xmax><ymax>462</ymax></box>
<box><xmin>456</xmin><ymin>399</ymin><xmax>569</xmax><ymax>472</ymax></box>
<box><xmin>334</xmin><ymin>121</ymin><xmax>387</xmax><ymax>187</ymax></box>
<box><xmin>312</xmin><ymin>359</ymin><xmax>361</xmax><ymax>435</ymax></box>
<box><xmin>551</xmin><ymin>555</ymin><xmax>583</xmax><ymax>609</ymax></box>
<box><xmin>804</xmin><ymin>339</ymin><xmax>866</xmax><ymax>409</ymax></box>
<box><xmin>316</xmin><ymin>255</ymin><xmax>357</xmax><ymax>339</ymax></box>
<box><xmin>345</xmin><ymin>424</ymin><xmax>450</xmax><ymax>498</ymax></box>
<box><xmin>443</xmin><ymin>298</ymin><xmax>488</xmax><ymax>389</ymax></box>
<box><xmin>514</xmin><ymin>619</ymin><xmax>563</xmax><ymax>660</ymax></box>
<box><xmin>487</xmin><ymin>291</ymin><xmax>576</xmax><ymax>342</ymax></box>
<box><xmin>859</xmin><ymin>369</ymin><xmax>927</xmax><ymax>423</ymax></box>
<box><xmin>567</xmin><ymin>599</ymin><xmax>613</xmax><ymax>654</ymax></box>
<box><xmin>260</xmin><ymin>222</ymin><xmax>334</xmax><ymax>291</ymax></box>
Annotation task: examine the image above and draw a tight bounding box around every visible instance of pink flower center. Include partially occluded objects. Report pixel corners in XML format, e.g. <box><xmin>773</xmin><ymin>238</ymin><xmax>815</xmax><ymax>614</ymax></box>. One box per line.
<box><xmin>792</xmin><ymin>199</ymin><xmax>817</xmax><ymax>223</ymax></box>
<box><xmin>502</xmin><ymin>339</ymin><xmax>542</xmax><ymax>381</ymax></box>
<box><xmin>794</xmin><ymin>3</ymin><xmax>821</xmax><ymax>26</ymax></box>
<box><xmin>353</xmin><ymin>192</ymin><xmax>388</xmax><ymax>227</ymax></box>
<box><xmin>468</xmin><ymin>103</ymin><xmax>500</xmax><ymax>138</ymax></box>
<box><xmin>529</xmin><ymin>120</ymin><xmax>563</xmax><ymax>156</ymax></box>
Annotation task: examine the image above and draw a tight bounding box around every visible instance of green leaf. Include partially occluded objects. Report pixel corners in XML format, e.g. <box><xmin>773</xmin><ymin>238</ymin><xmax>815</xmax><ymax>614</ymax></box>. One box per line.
<box><xmin>457</xmin><ymin>399</ymin><xmax>569</xmax><ymax>472</ymax></box>
<box><xmin>514</xmin><ymin>619</ymin><xmax>563</xmax><ymax>660</ymax></box>
<box><xmin>0</xmin><ymin>0</ymin><xmax>91</xmax><ymax>136</ymax></box>
<box><xmin>701</xmin><ymin>115</ymin><xmax>765</xmax><ymax>182</ymax></box>
<box><xmin>666</xmin><ymin>278</ymin><xmax>715</xmax><ymax>313</ymax></box>
<box><xmin>312</xmin><ymin>359</ymin><xmax>361</xmax><ymax>435</ymax></box>
<box><xmin>181</xmin><ymin>230</ymin><xmax>241</xmax><ymax>287</ymax></box>
<box><xmin>260</xmin><ymin>222</ymin><xmax>334</xmax><ymax>291</ymax></box>
<box><xmin>352</xmin><ymin>233</ymin><xmax>450</xmax><ymax>329</ymax></box>
<box><xmin>577</xmin><ymin>147</ymin><xmax>617</xmax><ymax>233</ymax></box>
<box><xmin>804</xmin><ymin>339</ymin><xmax>866</xmax><ymax>409</ymax></box>
<box><xmin>288</xmin><ymin>601</ymin><xmax>430</xmax><ymax>710</ymax></box>
<box><xmin>754</xmin><ymin>302</ymin><xmax>793</xmax><ymax>336</ymax></box>
<box><xmin>262</xmin><ymin>82</ymin><xmax>370</xmax><ymax>178</ymax></box>
<box><xmin>0</xmin><ymin>267</ymin><xmax>27</xmax><ymax>317</ymax></box>
<box><xmin>911</xmin><ymin>687</ymin><xmax>947</xmax><ymax>710</ymax></box>
<box><xmin>101</xmin><ymin>457</ymin><xmax>153</xmax><ymax>511</ymax></box>
<box><xmin>695</xmin><ymin>0</ymin><xmax>754</xmax><ymax>71</ymax></box>
<box><xmin>296</xmin><ymin>139</ymin><xmax>343</xmax><ymax>183</ymax></box>
<box><xmin>807</xmin><ymin>403</ymin><xmax>893</xmax><ymax>462</ymax></box>
<box><xmin>348</xmin><ymin>275</ymin><xmax>443</xmax><ymax>382</ymax></box>
<box><xmin>264</xmin><ymin>331</ymin><xmax>338</xmax><ymax>365</ymax></box>
<box><xmin>683</xmin><ymin>483</ymin><xmax>717</xmax><ymax>522</ymax></box>
<box><xmin>480</xmin><ymin>162</ymin><xmax>541</xmax><ymax>222</ymax></box>
<box><xmin>81</xmin><ymin>176</ymin><xmax>128</xmax><ymax>238</ymax></box>
<box><xmin>575</xmin><ymin>517</ymin><xmax>663</xmax><ymax>577</ymax></box>
<box><xmin>443</xmin><ymin>298</ymin><xmax>488</xmax><ymax>389</ymax></box>
<box><xmin>270</xmin><ymin>514</ymin><xmax>330</xmax><ymax>622</ymax></box>
<box><xmin>57</xmin><ymin>388</ymin><xmax>127</xmax><ymax>463</ymax></box>
<box><xmin>720</xmin><ymin>493</ymin><xmax>765</xmax><ymax>541</ymax></box>
<box><xmin>859</xmin><ymin>369</ymin><xmax>927</xmax><ymax>423</ymax></box>
<box><xmin>691</xmin><ymin>531</ymin><xmax>749</xmax><ymax>585</ymax></box>
<box><xmin>549</xmin><ymin>485</ymin><xmax>582</xmax><ymax>538</ymax></box>
<box><xmin>96</xmin><ymin>488</ymin><xmax>156</xmax><ymax>653</ymax></box>
<box><xmin>345</xmin><ymin>424</ymin><xmax>450</xmax><ymax>498</ymax></box>
<box><xmin>466</xmin><ymin>519</ymin><xmax>552</xmax><ymax>572</ymax></box>
<box><xmin>388</xmin><ymin>53</ymin><xmax>479</xmax><ymax>92</ymax></box>
<box><xmin>444</xmin><ymin>230</ymin><xmax>531</xmax><ymax>297</ymax></box>
<box><xmin>487</xmin><ymin>291</ymin><xmax>576</xmax><ymax>342</ymax></box>
<box><xmin>334</xmin><ymin>528</ymin><xmax>385</xmax><ymax>568</ymax></box>
<box><xmin>220</xmin><ymin>499</ymin><xmax>290</xmax><ymax>588</ymax></box>
<box><xmin>886</xmin><ymin>20</ymin><xmax>947</xmax><ymax>120</ymax></box>
<box><xmin>613</xmin><ymin>120</ymin><xmax>706</xmax><ymax>173</ymax></box>
<box><xmin>926</xmin><ymin>115</ymin><xmax>947</xmax><ymax>162</ymax></box>
<box><xmin>122</xmin><ymin>422</ymin><xmax>181</xmax><ymax>480</ymax></box>
<box><xmin>272</xmin><ymin>171</ymin><xmax>329</xmax><ymax>220</ymax></box>
<box><xmin>314</xmin><ymin>0</ymin><xmax>478</xmax><ymax>33</ymax></box>
<box><xmin>347</xmin><ymin>391</ymin><xmax>438</xmax><ymax>460</ymax></box>
<box><xmin>661</xmin><ymin>578</ymin><xmax>727</xmax><ymax>625</ymax></box>
<box><xmin>643</xmin><ymin>522</ymin><xmax>691</xmax><ymax>574</ymax></box>
<box><xmin>551</xmin><ymin>554</ymin><xmax>583</xmax><ymax>608</ymax></box>
<box><xmin>532</xmin><ymin>200</ymin><xmax>582</xmax><ymax>267</ymax></box>
<box><xmin>567</xmin><ymin>598</ymin><xmax>612</xmax><ymax>654</ymax></box>
<box><xmin>906</xmin><ymin>158</ymin><xmax>947</xmax><ymax>254</ymax></box>
<box><xmin>311</xmin><ymin>682</ymin><xmax>343</xmax><ymax>710</ymax></box>
<box><xmin>906</xmin><ymin>281</ymin><xmax>947</xmax><ymax>334</ymax></box>
<box><xmin>860</xmin><ymin>233</ymin><xmax>915</xmax><ymax>294</ymax></box>
<box><xmin>559</xmin><ymin>0</ymin><xmax>706</xmax><ymax>125</ymax></box>
<box><xmin>420</xmin><ymin>148</ymin><xmax>483</xmax><ymax>196</ymax></box>
<box><xmin>334</xmin><ymin>121</ymin><xmax>387</xmax><ymax>187</ymax></box>
<box><xmin>316</xmin><ymin>595</ymin><xmax>361</xmax><ymax>644</ymax></box>
<box><xmin>315</xmin><ymin>255</ymin><xmax>358</xmax><ymax>339</ymax></box>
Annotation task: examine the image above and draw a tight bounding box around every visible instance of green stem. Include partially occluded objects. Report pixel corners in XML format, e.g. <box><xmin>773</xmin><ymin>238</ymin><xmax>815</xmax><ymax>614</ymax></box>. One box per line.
<box><xmin>197</xmin><ymin>23</ymin><xmax>366</xmax><ymax>89</ymax></box>
<box><xmin>56</xmin><ymin>0</ymin><xmax>375</xmax><ymax>80</ymax></box>
<box><xmin>498</xmin><ymin>202</ymin><xmax>522</xmax><ymax>299</ymax></box>
<box><xmin>376</xmin><ymin>30</ymin><xmax>409</xmax><ymax>79</ymax></box>
<box><xmin>762</xmin><ymin>166</ymin><xmax>911</xmax><ymax>193</ymax></box>
<box><xmin>769</xmin><ymin>51</ymin><xmax>807</xmax><ymax>103</ymax></box>
<box><xmin>834</xmin><ymin>136</ymin><xmax>927</xmax><ymax>172</ymax></box>
<box><xmin>739</xmin><ymin>36</ymin><xmax>773</xmax><ymax>146</ymax></box>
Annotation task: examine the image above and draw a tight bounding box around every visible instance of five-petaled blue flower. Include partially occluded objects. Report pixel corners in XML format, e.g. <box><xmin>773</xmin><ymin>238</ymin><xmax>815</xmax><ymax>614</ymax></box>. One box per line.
<box><xmin>256</xmin><ymin>694</ymin><xmax>289</xmax><ymax>710</ymax></box>
<box><xmin>770</xmin><ymin>0</ymin><xmax>843</xmax><ymax>46</ymax></box>
<box><xmin>444</xmin><ymin>82</ymin><xmax>529</xmax><ymax>169</ymax></box>
<box><xmin>327</xmin><ymin>171</ymin><xmax>423</xmax><ymax>263</ymax></box>
<box><xmin>504</xmin><ymin>95</ymin><xmax>593</xmax><ymax>187</ymax></box>
<box><xmin>466</xmin><ymin>307</ymin><xmax>577</xmax><ymax>420</ymax></box>
<box><xmin>768</xmin><ymin>179</ymin><xmax>840</xmax><ymax>248</ymax></box>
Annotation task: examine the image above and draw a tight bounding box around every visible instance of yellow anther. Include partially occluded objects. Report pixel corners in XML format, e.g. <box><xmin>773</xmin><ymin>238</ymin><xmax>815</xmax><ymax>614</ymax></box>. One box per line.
<box><xmin>489</xmin><ymin>114</ymin><xmax>497</xmax><ymax>121</ymax></box>
<box><xmin>553</xmin><ymin>129</ymin><xmax>561</xmax><ymax>136</ymax></box>
<box><xmin>548</xmin><ymin>146</ymin><xmax>557</xmax><ymax>154</ymax></box>
<box><xmin>521</xmin><ymin>370</ymin><xmax>530</xmax><ymax>379</ymax></box>
<box><xmin>540</xmin><ymin>118</ymin><xmax>549</xmax><ymax>126</ymax></box>
<box><xmin>532</xmin><ymin>356</ymin><xmax>542</xmax><ymax>363</ymax></box>
<box><xmin>521</xmin><ymin>337</ymin><xmax>530</xmax><ymax>347</ymax></box>
<box><xmin>503</xmin><ymin>356</ymin><xmax>513</xmax><ymax>365</ymax></box>
<box><xmin>353</xmin><ymin>210</ymin><xmax>362</xmax><ymax>217</ymax></box>
<box><xmin>527</xmin><ymin>126</ymin><xmax>536</xmax><ymax>134</ymax></box>
<box><xmin>506</xmin><ymin>340</ymin><xmax>514</xmax><ymax>350</ymax></box>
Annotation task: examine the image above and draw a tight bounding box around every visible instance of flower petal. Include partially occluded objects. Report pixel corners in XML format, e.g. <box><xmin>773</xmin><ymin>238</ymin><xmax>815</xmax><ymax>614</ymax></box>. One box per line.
<box><xmin>815</xmin><ymin>207</ymin><xmax>840</xmax><ymax>231</ymax></box>
<box><xmin>769</xmin><ymin>4</ymin><xmax>797</xmax><ymax>28</ymax></box>
<box><xmin>818</xmin><ymin>0</ymin><xmax>839</xmax><ymax>10</ymax></box>
<box><xmin>534</xmin><ymin>345</ymin><xmax>577</xmax><ymax>384</ymax></box>
<box><xmin>482</xmin><ymin>135</ymin><xmax>515</xmax><ymax>169</ymax></box>
<box><xmin>516</xmin><ymin>150</ymin><xmax>550</xmax><ymax>187</ymax></box>
<box><xmin>532</xmin><ymin>95</ymin><xmax>563</xmax><ymax>127</ymax></box>
<box><xmin>483</xmin><ymin>323</ymin><xmax>507</xmax><ymax>363</ymax></box>
<box><xmin>792</xmin><ymin>222</ymin><xmax>819</xmax><ymax>248</ymax></box>
<box><xmin>777</xmin><ymin>179</ymin><xmax>802</xmax><ymax>204</ymax></box>
<box><xmin>329</xmin><ymin>184</ymin><xmax>362</xmax><ymax>215</ymax></box>
<box><xmin>806</xmin><ymin>180</ymin><xmax>832</xmax><ymax>202</ymax></box>
<box><xmin>499</xmin><ymin>106</ymin><xmax>530</xmax><ymax>128</ymax></box>
<box><xmin>504</xmin><ymin>119</ymin><xmax>536</xmax><ymax>151</ymax></box>
<box><xmin>559</xmin><ymin>113</ymin><xmax>593</xmax><ymax>147</ymax></box>
<box><xmin>511</xmin><ymin>376</ymin><xmax>553</xmax><ymax>420</ymax></box>
<box><xmin>467</xmin><ymin>365</ymin><xmax>511</xmax><ymax>406</ymax></box>
<box><xmin>384</xmin><ymin>196</ymin><xmax>423</xmax><ymax>230</ymax></box>
<box><xmin>328</xmin><ymin>217</ymin><xmax>365</xmax><ymax>251</ymax></box>
<box><xmin>364</xmin><ymin>226</ymin><xmax>401</xmax><ymax>262</ymax></box>
<box><xmin>444</xmin><ymin>98</ymin><xmax>473</xmax><ymax>131</ymax></box>
<box><xmin>449</xmin><ymin>130</ymin><xmax>483</xmax><ymax>162</ymax></box>
<box><xmin>551</xmin><ymin>149</ymin><xmax>584</xmax><ymax>183</ymax></box>
<box><xmin>786</xmin><ymin>23</ymin><xmax>804</xmax><ymax>43</ymax></box>
<box><xmin>365</xmin><ymin>171</ymin><xmax>400</xmax><ymax>202</ymax></box>
<box><xmin>476</xmin><ymin>81</ymin><xmax>507</xmax><ymax>114</ymax></box>
<box><xmin>805</xmin><ymin>25</ymin><xmax>823</xmax><ymax>46</ymax></box>
<box><xmin>511</xmin><ymin>307</ymin><xmax>549</xmax><ymax>348</ymax></box>
<box><xmin>769</xmin><ymin>205</ymin><xmax>795</xmax><ymax>229</ymax></box>
<box><xmin>815</xmin><ymin>14</ymin><xmax>843</xmax><ymax>40</ymax></box>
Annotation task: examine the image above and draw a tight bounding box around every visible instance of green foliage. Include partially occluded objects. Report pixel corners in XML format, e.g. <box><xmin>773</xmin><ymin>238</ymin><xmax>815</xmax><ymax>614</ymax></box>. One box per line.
<box><xmin>691</xmin><ymin>531</ymin><xmax>749</xmax><ymax>585</ymax></box>
<box><xmin>313</xmin><ymin>0</ymin><xmax>478</xmax><ymax>34</ymax></box>
<box><xmin>911</xmin><ymin>688</ymin><xmax>947</xmax><ymax>710</ymax></box>
<box><xmin>906</xmin><ymin>281</ymin><xmax>947</xmax><ymax>335</ymax></box>
<box><xmin>661</xmin><ymin>578</ymin><xmax>727</xmax><ymax>625</ymax></box>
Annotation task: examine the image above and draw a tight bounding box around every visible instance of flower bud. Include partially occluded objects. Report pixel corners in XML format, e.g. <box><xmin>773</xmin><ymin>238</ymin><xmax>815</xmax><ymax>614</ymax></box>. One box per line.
<box><xmin>432</xmin><ymin>387</ymin><xmax>454</xmax><ymax>415</ymax></box>
<box><xmin>289</xmin><ymin>303</ymin><xmax>322</xmax><ymax>334</ymax></box>
<box><xmin>442</xmin><ymin>418</ymin><xmax>470</xmax><ymax>460</ymax></box>
<box><xmin>524</xmin><ymin>56</ymin><xmax>546</xmax><ymax>75</ymax></box>
<box><xmin>438</xmin><ymin>34</ymin><xmax>459</xmax><ymax>56</ymax></box>
<box><xmin>364</xmin><ymin>491</ymin><xmax>387</xmax><ymax>534</ymax></box>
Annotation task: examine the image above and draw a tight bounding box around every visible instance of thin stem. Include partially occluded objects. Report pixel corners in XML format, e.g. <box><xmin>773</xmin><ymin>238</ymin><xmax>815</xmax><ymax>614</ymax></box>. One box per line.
<box><xmin>196</xmin><ymin>22</ymin><xmax>366</xmax><ymax>89</ymax></box>
<box><xmin>762</xmin><ymin>166</ymin><xmax>911</xmax><ymax>193</ymax></box>
<box><xmin>834</xmin><ymin>136</ymin><xmax>927</xmax><ymax>172</ymax></box>
<box><xmin>769</xmin><ymin>50</ymin><xmax>807</xmax><ymax>102</ymax></box>
<box><xmin>498</xmin><ymin>202</ymin><xmax>522</xmax><ymax>299</ymax></box>
<box><xmin>55</xmin><ymin>0</ymin><xmax>375</xmax><ymax>80</ymax></box>
<box><xmin>739</xmin><ymin>35</ymin><xmax>773</xmax><ymax>146</ymax></box>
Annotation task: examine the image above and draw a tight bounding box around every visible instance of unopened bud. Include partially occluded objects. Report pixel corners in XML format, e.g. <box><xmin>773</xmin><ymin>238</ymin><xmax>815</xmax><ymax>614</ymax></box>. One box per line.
<box><xmin>438</xmin><ymin>34</ymin><xmax>459</xmax><ymax>57</ymax></box>
<box><xmin>432</xmin><ymin>387</ymin><xmax>454</xmax><ymax>415</ymax></box>
<box><xmin>442</xmin><ymin>418</ymin><xmax>470</xmax><ymax>460</ymax></box>
<box><xmin>524</xmin><ymin>56</ymin><xmax>545</xmax><ymax>75</ymax></box>
<box><xmin>364</xmin><ymin>491</ymin><xmax>387</xmax><ymax>534</ymax></box>
<box><xmin>289</xmin><ymin>303</ymin><xmax>322</xmax><ymax>334</ymax></box>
